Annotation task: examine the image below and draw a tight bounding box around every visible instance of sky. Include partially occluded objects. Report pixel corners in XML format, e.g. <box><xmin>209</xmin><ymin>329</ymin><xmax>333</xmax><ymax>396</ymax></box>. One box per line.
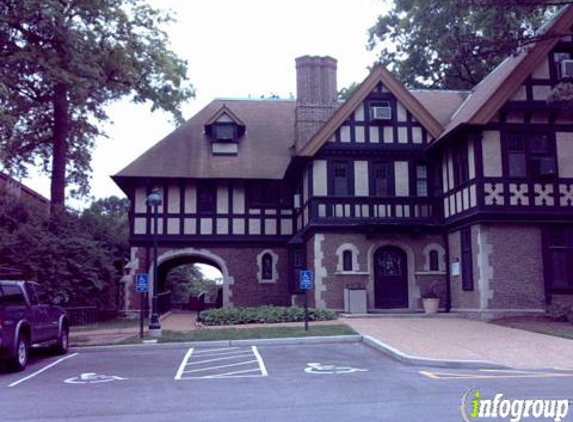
<box><xmin>21</xmin><ymin>0</ymin><xmax>390</xmax><ymax>205</ymax></box>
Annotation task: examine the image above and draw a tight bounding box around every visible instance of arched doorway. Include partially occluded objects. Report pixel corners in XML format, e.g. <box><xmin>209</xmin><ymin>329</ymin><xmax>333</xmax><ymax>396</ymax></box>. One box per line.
<box><xmin>374</xmin><ymin>246</ymin><xmax>408</xmax><ymax>309</ymax></box>
<box><xmin>162</xmin><ymin>262</ymin><xmax>223</xmax><ymax>311</ymax></box>
<box><xmin>150</xmin><ymin>248</ymin><xmax>233</xmax><ymax>312</ymax></box>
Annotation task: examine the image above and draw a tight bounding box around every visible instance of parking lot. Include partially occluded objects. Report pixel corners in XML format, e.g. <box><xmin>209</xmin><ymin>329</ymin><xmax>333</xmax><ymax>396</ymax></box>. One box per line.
<box><xmin>2</xmin><ymin>342</ymin><xmax>573</xmax><ymax>422</ymax></box>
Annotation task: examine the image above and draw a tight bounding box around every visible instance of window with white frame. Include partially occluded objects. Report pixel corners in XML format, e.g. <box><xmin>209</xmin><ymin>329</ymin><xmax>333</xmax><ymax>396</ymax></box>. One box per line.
<box><xmin>336</xmin><ymin>244</ymin><xmax>360</xmax><ymax>273</ymax></box>
<box><xmin>423</xmin><ymin>244</ymin><xmax>446</xmax><ymax>273</ymax></box>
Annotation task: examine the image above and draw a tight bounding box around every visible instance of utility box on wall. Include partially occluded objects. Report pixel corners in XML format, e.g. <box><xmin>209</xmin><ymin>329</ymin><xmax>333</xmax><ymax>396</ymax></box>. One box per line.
<box><xmin>344</xmin><ymin>287</ymin><xmax>367</xmax><ymax>314</ymax></box>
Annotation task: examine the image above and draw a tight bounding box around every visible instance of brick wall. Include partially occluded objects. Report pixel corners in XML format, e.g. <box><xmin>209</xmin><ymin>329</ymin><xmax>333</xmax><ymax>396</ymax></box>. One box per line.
<box><xmin>310</xmin><ymin>232</ymin><xmax>447</xmax><ymax>310</ymax></box>
<box><xmin>482</xmin><ymin>224</ymin><xmax>545</xmax><ymax>310</ymax></box>
<box><xmin>126</xmin><ymin>245</ymin><xmax>291</xmax><ymax>310</ymax></box>
<box><xmin>295</xmin><ymin>56</ymin><xmax>339</xmax><ymax>151</ymax></box>
<box><xmin>449</xmin><ymin>223</ymin><xmax>546</xmax><ymax>312</ymax></box>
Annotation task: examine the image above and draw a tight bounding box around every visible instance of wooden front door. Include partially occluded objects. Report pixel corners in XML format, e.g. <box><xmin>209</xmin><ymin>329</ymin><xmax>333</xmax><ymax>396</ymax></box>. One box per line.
<box><xmin>374</xmin><ymin>246</ymin><xmax>408</xmax><ymax>309</ymax></box>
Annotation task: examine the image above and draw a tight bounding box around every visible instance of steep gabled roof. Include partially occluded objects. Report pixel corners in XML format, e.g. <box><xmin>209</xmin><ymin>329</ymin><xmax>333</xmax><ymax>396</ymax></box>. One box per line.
<box><xmin>298</xmin><ymin>65</ymin><xmax>445</xmax><ymax>157</ymax></box>
<box><xmin>113</xmin><ymin>99</ymin><xmax>295</xmax><ymax>182</ymax></box>
<box><xmin>411</xmin><ymin>90</ymin><xmax>470</xmax><ymax>128</ymax></box>
<box><xmin>439</xmin><ymin>4</ymin><xmax>573</xmax><ymax>140</ymax></box>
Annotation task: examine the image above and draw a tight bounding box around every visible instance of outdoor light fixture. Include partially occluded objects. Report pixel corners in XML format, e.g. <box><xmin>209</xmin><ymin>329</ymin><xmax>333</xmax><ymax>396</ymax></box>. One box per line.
<box><xmin>146</xmin><ymin>188</ymin><xmax>162</xmax><ymax>207</ymax></box>
<box><xmin>146</xmin><ymin>187</ymin><xmax>162</xmax><ymax>337</ymax></box>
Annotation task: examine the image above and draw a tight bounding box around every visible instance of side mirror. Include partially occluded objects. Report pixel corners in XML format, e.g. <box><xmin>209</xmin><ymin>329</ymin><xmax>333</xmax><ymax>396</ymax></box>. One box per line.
<box><xmin>51</xmin><ymin>294</ymin><xmax>66</xmax><ymax>306</ymax></box>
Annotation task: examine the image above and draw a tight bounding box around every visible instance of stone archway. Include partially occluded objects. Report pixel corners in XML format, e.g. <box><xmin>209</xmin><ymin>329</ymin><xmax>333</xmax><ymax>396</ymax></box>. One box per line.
<box><xmin>148</xmin><ymin>247</ymin><xmax>235</xmax><ymax>308</ymax></box>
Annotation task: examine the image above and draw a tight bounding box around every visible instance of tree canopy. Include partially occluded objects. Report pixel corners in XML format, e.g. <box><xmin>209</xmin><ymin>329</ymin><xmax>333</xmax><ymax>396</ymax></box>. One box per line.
<box><xmin>338</xmin><ymin>82</ymin><xmax>360</xmax><ymax>101</ymax></box>
<box><xmin>368</xmin><ymin>0</ymin><xmax>564</xmax><ymax>89</ymax></box>
<box><xmin>166</xmin><ymin>264</ymin><xmax>221</xmax><ymax>303</ymax></box>
<box><xmin>0</xmin><ymin>193</ymin><xmax>130</xmax><ymax>309</ymax></box>
<box><xmin>0</xmin><ymin>0</ymin><xmax>194</xmax><ymax>206</ymax></box>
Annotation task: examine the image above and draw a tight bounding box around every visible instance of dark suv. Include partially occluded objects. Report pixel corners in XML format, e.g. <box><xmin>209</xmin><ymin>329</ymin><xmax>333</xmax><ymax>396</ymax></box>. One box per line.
<box><xmin>0</xmin><ymin>280</ymin><xmax>69</xmax><ymax>372</ymax></box>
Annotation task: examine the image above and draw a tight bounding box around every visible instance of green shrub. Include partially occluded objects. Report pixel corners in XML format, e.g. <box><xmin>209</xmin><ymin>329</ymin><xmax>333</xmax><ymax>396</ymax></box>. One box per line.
<box><xmin>199</xmin><ymin>306</ymin><xmax>338</xmax><ymax>326</ymax></box>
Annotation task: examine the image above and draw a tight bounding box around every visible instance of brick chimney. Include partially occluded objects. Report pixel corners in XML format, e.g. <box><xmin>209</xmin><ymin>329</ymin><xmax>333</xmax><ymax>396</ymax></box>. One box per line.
<box><xmin>295</xmin><ymin>56</ymin><xmax>338</xmax><ymax>152</ymax></box>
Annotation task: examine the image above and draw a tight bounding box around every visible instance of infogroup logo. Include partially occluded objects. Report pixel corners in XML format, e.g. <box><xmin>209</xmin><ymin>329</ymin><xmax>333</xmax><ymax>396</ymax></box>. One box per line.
<box><xmin>460</xmin><ymin>388</ymin><xmax>570</xmax><ymax>422</ymax></box>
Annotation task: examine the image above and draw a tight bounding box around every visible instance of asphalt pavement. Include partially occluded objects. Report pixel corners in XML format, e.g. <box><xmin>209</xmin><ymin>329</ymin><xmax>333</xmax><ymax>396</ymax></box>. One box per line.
<box><xmin>2</xmin><ymin>343</ymin><xmax>573</xmax><ymax>422</ymax></box>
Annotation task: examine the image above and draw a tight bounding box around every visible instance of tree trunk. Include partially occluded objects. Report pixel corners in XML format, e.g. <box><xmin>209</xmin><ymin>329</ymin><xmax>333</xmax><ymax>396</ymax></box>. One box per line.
<box><xmin>51</xmin><ymin>83</ymin><xmax>68</xmax><ymax>208</ymax></box>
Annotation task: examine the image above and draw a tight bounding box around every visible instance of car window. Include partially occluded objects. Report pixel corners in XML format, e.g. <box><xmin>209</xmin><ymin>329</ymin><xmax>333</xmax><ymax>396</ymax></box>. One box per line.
<box><xmin>26</xmin><ymin>283</ymin><xmax>40</xmax><ymax>305</ymax></box>
<box><xmin>0</xmin><ymin>285</ymin><xmax>26</xmax><ymax>306</ymax></box>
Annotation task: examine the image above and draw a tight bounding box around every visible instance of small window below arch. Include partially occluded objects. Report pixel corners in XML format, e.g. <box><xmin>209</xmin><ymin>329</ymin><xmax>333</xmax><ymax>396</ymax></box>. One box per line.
<box><xmin>262</xmin><ymin>253</ymin><xmax>273</xmax><ymax>280</ymax></box>
<box><xmin>343</xmin><ymin>250</ymin><xmax>353</xmax><ymax>272</ymax></box>
<box><xmin>429</xmin><ymin>250</ymin><xmax>439</xmax><ymax>272</ymax></box>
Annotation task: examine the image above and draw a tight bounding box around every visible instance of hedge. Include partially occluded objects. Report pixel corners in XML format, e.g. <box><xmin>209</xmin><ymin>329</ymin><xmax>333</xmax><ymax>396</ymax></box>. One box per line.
<box><xmin>198</xmin><ymin>306</ymin><xmax>338</xmax><ymax>326</ymax></box>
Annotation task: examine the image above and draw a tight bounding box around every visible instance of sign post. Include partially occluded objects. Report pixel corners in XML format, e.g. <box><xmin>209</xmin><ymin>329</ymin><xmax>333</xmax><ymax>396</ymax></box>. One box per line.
<box><xmin>299</xmin><ymin>270</ymin><xmax>314</xmax><ymax>331</ymax></box>
<box><xmin>135</xmin><ymin>273</ymin><xmax>149</xmax><ymax>339</ymax></box>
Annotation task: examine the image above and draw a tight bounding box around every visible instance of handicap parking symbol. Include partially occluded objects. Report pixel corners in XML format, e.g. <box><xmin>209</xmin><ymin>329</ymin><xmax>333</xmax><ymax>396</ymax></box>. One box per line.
<box><xmin>64</xmin><ymin>372</ymin><xmax>127</xmax><ymax>384</ymax></box>
<box><xmin>304</xmin><ymin>362</ymin><xmax>368</xmax><ymax>375</ymax></box>
<box><xmin>135</xmin><ymin>273</ymin><xmax>149</xmax><ymax>293</ymax></box>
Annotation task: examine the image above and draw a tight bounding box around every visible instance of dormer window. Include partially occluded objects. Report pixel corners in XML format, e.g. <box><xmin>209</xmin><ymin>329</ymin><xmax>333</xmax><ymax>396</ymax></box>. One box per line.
<box><xmin>205</xmin><ymin>105</ymin><xmax>246</xmax><ymax>156</ymax></box>
<box><xmin>213</xmin><ymin>123</ymin><xmax>236</xmax><ymax>141</ymax></box>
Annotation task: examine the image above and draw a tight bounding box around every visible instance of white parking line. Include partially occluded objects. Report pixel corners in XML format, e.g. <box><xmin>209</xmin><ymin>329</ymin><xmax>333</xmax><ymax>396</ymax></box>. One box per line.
<box><xmin>192</xmin><ymin>347</ymin><xmax>240</xmax><ymax>355</ymax></box>
<box><xmin>8</xmin><ymin>353</ymin><xmax>79</xmax><ymax>388</ymax></box>
<box><xmin>252</xmin><ymin>346</ymin><xmax>268</xmax><ymax>377</ymax></box>
<box><xmin>184</xmin><ymin>352</ymin><xmax>253</xmax><ymax>366</ymax></box>
<box><xmin>204</xmin><ymin>368</ymin><xmax>261</xmax><ymax>379</ymax></box>
<box><xmin>174</xmin><ymin>348</ymin><xmax>194</xmax><ymax>380</ymax></box>
<box><xmin>182</xmin><ymin>359</ymin><xmax>258</xmax><ymax>374</ymax></box>
<box><xmin>174</xmin><ymin>346</ymin><xmax>267</xmax><ymax>380</ymax></box>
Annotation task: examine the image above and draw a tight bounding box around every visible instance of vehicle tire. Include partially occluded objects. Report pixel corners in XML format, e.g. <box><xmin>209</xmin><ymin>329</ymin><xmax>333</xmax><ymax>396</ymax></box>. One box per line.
<box><xmin>9</xmin><ymin>335</ymin><xmax>29</xmax><ymax>372</ymax></box>
<box><xmin>53</xmin><ymin>325</ymin><xmax>69</xmax><ymax>355</ymax></box>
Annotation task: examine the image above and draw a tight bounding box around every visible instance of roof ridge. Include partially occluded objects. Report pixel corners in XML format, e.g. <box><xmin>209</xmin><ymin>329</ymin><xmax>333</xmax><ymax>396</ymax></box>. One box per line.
<box><xmin>214</xmin><ymin>97</ymin><xmax>295</xmax><ymax>102</ymax></box>
<box><xmin>411</xmin><ymin>89</ymin><xmax>472</xmax><ymax>94</ymax></box>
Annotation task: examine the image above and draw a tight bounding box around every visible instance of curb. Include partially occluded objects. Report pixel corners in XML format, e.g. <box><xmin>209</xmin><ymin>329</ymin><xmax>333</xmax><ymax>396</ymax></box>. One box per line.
<box><xmin>230</xmin><ymin>335</ymin><xmax>362</xmax><ymax>347</ymax></box>
<box><xmin>72</xmin><ymin>334</ymin><xmax>509</xmax><ymax>370</ymax></box>
<box><xmin>362</xmin><ymin>335</ymin><xmax>510</xmax><ymax>370</ymax></box>
<box><xmin>71</xmin><ymin>335</ymin><xmax>363</xmax><ymax>353</ymax></box>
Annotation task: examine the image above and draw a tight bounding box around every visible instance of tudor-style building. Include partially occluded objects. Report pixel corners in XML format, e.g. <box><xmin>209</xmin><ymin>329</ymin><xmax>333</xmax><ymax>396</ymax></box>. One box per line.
<box><xmin>113</xmin><ymin>5</ymin><xmax>573</xmax><ymax>318</ymax></box>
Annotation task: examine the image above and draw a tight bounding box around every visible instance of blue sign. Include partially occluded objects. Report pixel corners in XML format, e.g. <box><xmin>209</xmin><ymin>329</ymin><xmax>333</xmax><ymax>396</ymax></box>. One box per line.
<box><xmin>299</xmin><ymin>270</ymin><xmax>313</xmax><ymax>290</ymax></box>
<box><xmin>135</xmin><ymin>273</ymin><xmax>149</xmax><ymax>293</ymax></box>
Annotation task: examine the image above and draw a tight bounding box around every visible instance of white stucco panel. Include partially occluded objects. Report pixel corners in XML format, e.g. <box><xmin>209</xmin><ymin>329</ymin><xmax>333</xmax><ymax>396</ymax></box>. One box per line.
<box><xmin>482</xmin><ymin>131</ymin><xmax>502</xmax><ymax>177</ymax></box>
<box><xmin>557</xmin><ymin>132</ymin><xmax>573</xmax><ymax>178</ymax></box>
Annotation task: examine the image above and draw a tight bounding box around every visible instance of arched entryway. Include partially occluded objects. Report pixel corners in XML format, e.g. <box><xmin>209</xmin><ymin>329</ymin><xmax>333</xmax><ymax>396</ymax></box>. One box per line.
<box><xmin>149</xmin><ymin>248</ymin><xmax>234</xmax><ymax>311</ymax></box>
<box><xmin>374</xmin><ymin>246</ymin><xmax>408</xmax><ymax>309</ymax></box>
<box><xmin>161</xmin><ymin>261</ymin><xmax>223</xmax><ymax>311</ymax></box>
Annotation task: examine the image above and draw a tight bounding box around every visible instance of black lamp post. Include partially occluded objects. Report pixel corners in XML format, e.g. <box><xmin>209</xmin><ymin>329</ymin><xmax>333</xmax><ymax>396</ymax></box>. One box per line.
<box><xmin>146</xmin><ymin>188</ymin><xmax>162</xmax><ymax>337</ymax></box>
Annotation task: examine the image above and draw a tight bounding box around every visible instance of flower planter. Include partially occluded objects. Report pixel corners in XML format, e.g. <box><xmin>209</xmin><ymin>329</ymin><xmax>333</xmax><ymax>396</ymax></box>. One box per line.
<box><xmin>422</xmin><ymin>298</ymin><xmax>439</xmax><ymax>314</ymax></box>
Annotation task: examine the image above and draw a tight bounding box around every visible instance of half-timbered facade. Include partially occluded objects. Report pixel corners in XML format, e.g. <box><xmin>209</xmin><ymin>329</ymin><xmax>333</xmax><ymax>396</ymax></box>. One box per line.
<box><xmin>114</xmin><ymin>5</ymin><xmax>573</xmax><ymax>317</ymax></box>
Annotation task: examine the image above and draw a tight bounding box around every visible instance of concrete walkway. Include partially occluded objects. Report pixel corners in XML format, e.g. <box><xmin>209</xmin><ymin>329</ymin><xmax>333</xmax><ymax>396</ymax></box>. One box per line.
<box><xmin>70</xmin><ymin>312</ymin><xmax>573</xmax><ymax>369</ymax></box>
<box><xmin>343</xmin><ymin>317</ymin><xmax>573</xmax><ymax>369</ymax></box>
